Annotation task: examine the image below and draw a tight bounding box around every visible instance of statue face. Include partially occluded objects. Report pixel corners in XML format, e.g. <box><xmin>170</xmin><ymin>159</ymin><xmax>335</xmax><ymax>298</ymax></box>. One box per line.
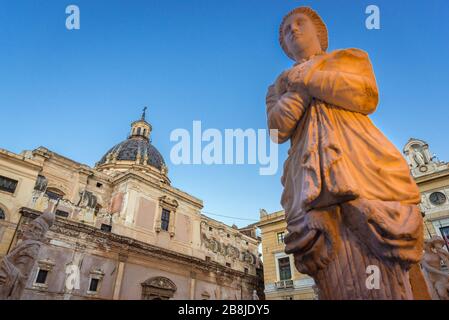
<box><xmin>434</xmin><ymin>242</ymin><xmax>444</xmax><ymax>250</ymax></box>
<box><xmin>282</xmin><ymin>13</ymin><xmax>321</xmax><ymax>60</ymax></box>
<box><xmin>22</xmin><ymin>223</ymin><xmax>45</xmax><ymax>241</ymax></box>
<box><xmin>11</xmin><ymin>245</ymin><xmax>39</xmax><ymax>275</ymax></box>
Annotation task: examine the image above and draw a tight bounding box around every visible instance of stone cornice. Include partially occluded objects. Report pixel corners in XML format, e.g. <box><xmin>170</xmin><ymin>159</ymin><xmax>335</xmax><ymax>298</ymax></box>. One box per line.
<box><xmin>415</xmin><ymin>167</ymin><xmax>449</xmax><ymax>184</ymax></box>
<box><xmin>19</xmin><ymin>207</ymin><xmax>258</xmax><ymax>285</ymax></box>
<box><xmin>200</xmin><ymin>215</ymin><xmax>259</xmax><ymax>244</ymax></box>
<box><xmin>0</xmin><ymin>149</ymin><xmax>42</xmax><ymax>172</ymax></box>
<box><xmin>32</xmin><ymin>147</ymin><xmax>112</xmax><ymax>182</ymax></box>
<box><xmin>257</xmin><ymin>215</ymin><xmax>285</xmax><ymax>229</ymax></box>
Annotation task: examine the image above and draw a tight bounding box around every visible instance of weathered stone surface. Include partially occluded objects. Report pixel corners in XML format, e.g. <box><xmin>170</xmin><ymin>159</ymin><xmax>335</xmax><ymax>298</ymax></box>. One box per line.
<box><xmin>0</xmin><ymin>211</ymin><xmax>54</xmax><ymax>299</ymax></box>
<box><xmin>422</xmin><ymin>236</ymin><xmax>449</xmax><ymax>299</ymax></box>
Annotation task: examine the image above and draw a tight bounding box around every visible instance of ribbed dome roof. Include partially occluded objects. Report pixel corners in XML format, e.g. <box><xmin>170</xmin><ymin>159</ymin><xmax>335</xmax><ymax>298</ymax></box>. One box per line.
<box><xmin>97</xmin><ymin>137</ymin><xmax>165</xmax><ymax>170</ymax></box>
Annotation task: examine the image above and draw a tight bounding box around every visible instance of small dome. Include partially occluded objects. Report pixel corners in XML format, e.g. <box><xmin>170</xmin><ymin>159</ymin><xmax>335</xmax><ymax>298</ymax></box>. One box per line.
<box><xmin>96</xmin><ymin>108</ymin><xmax>166</xmax><ymax>172</ymax></box>
<box><xmin>97</xmin><ymin>137</ymin><xmax>165</xmax><ymax>170</ymax></box>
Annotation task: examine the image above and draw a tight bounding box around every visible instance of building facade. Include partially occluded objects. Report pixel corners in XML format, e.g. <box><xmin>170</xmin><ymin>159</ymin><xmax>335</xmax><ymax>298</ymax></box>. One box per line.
<box><xmin>403</xmin><ymin>138</ymin><xmax>449</xmax><ymax>246</ymax></box>
<box><xmin>257</xmin><ymin>210</ymin><xmax>316</xmax><ymax>300</ymax></box>
<box><xmin>0</xmin><ymin>112</ymin><xmax>262</xmax><ymax>300</ymax></box>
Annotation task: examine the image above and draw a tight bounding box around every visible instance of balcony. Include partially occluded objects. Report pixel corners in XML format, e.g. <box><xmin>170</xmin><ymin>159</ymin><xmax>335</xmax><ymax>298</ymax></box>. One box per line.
<box><xmin>275</xmin><ymin>279</ymin><xmax>294</xmax><ymax>290</ymax></box>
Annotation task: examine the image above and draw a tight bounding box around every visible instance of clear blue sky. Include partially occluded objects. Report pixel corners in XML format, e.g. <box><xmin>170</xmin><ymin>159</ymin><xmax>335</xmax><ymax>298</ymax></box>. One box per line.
<box><xmin>1</xmin><ymin>0</ymin><xmax>448</xmax><ymax>227</ymax></box>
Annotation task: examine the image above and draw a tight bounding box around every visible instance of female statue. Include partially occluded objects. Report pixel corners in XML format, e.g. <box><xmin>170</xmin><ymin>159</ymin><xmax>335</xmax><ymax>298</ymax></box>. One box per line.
<box><xmin>266</xmin><ymin>7</ymin><xmax>424</xmax><ymax>299</ymax></box>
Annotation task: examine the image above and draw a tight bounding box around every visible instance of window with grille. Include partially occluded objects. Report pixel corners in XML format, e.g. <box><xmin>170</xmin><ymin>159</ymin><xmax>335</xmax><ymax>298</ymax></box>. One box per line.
<box><xmin>278</xmin><ymin>257</ymin><xmax>292</xmax><ymax>281</ymax></box>
<box><xmin>161</xmin><ymin>209</ymin><xmax>170</xmax><ymax>231</ymax></box>
<box><xmin>0</xmin><ymin>176</ymin><xmax>18</xmax><ymax>194</ymax></box>
<box><xmin>277</xmin><ymin>232</ymin><xmax>285</xmax><ymax>244</ymax></box>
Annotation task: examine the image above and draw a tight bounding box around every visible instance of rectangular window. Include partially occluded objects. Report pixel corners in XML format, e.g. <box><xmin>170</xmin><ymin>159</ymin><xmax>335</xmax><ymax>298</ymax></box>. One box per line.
<box><xmin>277</xmin><ymin>232</ymin><xmax>285</xmax><ymax>244</ymax></box>
<box><xmin>161</xmin><ymin>209</ymin><xmax>170</xmax><ymax>231</ymax></box>
<box><xmin>55</xmin><ymin>210</ymin><xmax>69</xmax><ymax>218</ymax></box>
<box><xmin>440</xmin><ymin>226</ymin><xmax>449</xmax><ymax>252</ymax></box>
<box><xmin>89</xmin><ymin>278</ymin><xmax>99</xmax><ymax>292</ymax></box>
<box><xmin>278</xmin><ymin>257</ymin><xmax>292</xmax><ymax>281</ymax></box>
<box><xmin>101</xmin><ymin>224</ymin><xmax>112</xmax><ymax>232</ymax></box>
<box><xmin>35</xmin><ymin>269</ymin><xmax>48</xmax><ymax>284</ymax></box>
<box><xmin>226</xmin><ymin>263</ymin><xmax>231</xmax><ymax>268</ymax></box>
<box><xmin>244</xmin><ymin>267</ymin><xmax>248</xmax><ymax>274</ymax></box>
<box><xmin>0</xmin><ymin>176</ymin><xmax>18</xmax><ymax>194</ymax></box>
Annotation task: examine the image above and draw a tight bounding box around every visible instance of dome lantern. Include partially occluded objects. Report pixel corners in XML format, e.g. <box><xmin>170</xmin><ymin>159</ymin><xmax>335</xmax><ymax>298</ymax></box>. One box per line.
<box><xmin>130</xmin><ymin>106</ymin><xmax>152</xmax><ymax>140</ymax></box>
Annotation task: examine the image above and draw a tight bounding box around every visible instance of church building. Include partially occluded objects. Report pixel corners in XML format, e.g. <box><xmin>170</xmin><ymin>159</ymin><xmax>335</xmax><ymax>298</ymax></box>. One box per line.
<box><xmin>0</xmin><ymin>110</ymin><xmax>263</xmax><ymax>300</ymax></box>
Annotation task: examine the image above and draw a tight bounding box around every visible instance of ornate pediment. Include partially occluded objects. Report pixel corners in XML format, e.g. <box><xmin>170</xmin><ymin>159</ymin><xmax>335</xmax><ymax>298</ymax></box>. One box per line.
<box><xmin>141</xmin><ymin>276</ymin><xmax>177</xmax><ymax>292</ymax></box>
<box><xmin>403</xmin><ymin>138</ymin><xmax>448</xmax><ymax>177</ymax></box>
<box><xmin>158</xmin><ymin>196</ymin><xmax>178</xmax><ymax>211</ymax></box>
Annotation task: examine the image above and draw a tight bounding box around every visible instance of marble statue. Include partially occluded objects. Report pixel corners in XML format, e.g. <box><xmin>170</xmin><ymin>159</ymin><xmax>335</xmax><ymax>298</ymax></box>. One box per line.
<box><xmin>412</xmin><ymin>148</ymin><xmax>428</xmax><ymax>167</ymax></box>
<box><xmin>266</xmin><ymin>7</ymin><xmax>424</xmax><ymax>299</ymax></box>
<box><xmin>422</xmin><ymin>236</ymin><xmax>449</xmax><ymax>300</ymax></box>
<box><xmin>0</xmin><ymin>211</ymin><xmax>54</xmax><ymax>299</ymax></box>
<box><xmin>252</xmin><ymin>290</ymin><xmax>259</xmax><ymax>300</ymax></box>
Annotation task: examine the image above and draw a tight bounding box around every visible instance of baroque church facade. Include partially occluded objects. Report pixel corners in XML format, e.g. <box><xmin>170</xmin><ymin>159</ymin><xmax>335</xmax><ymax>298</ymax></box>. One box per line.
<box><xmin>0</xmin><ymin>112</ymin><xmax>263</xmax><ymax>300</ymax></box>
<box><xmin>403</xmin><ymin>138</ymin><xmax>449</xmax><ymax>246</ymax></box>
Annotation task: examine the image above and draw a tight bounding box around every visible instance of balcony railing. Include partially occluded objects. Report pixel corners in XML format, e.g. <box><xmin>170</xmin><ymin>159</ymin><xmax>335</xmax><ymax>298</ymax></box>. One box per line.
<box><xmin>275</xmin><ymin>279</ymin><xmax>294</xmax><ymax>289</ymax></box>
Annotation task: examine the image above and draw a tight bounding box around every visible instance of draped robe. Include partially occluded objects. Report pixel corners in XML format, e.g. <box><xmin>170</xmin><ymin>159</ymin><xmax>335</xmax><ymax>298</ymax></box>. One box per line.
<box><xmin>266</xmin><ymin>48</ymin><xmax>423</xmax><ymax>275</ymax></box>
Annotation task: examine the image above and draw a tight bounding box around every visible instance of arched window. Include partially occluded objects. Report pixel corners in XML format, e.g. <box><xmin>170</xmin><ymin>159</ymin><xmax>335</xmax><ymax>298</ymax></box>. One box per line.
<box><xmin>45</xmin><ymin>188</ymin><xmax>64</xmax><ymax>201</ymax></box>
<box><xmin>0</xmin><ymin>208</ymin><xmax>5</xmax><ymax>220</ymax></box>
<box><xmin>137</xmin><ymin>127</ymin><xmax>141</xmax><ymax>135</ymax></box>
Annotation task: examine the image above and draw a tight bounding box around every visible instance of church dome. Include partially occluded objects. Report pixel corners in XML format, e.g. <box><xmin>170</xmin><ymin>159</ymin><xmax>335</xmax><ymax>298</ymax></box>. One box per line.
<box><xmin>97</xmin><ymin>137</ymin><xmax>165</xmax><ymax>170</ymax></box>
<box><xmin>96</xmin><ymin>108</ymin><xmax>167</xmax><ymax>174</ymax></box>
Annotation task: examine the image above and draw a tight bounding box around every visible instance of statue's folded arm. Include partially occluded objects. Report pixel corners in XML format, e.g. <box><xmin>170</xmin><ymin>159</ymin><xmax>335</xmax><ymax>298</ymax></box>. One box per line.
<box><xmin>304</xmin><ymin>49</ymin><xmax>379</xmax><ymax>115</ymax></box>
<box><xmin>266</xmin><ymin>86</ymin><xmax>310</xmax><ymax>144</ymax></box>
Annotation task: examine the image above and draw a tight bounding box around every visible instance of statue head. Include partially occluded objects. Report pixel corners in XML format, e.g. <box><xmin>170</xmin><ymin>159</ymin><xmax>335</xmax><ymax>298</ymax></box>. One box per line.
<box><xmin>8</xmin><ymin>243</ymin><xmax>40</xmax><ymax>276</ymax></box>
<box><xmin>279</xmin><ymin>7</ymin><xmax>328</xmax><ymax>62</ymax></box>
<box><xmin>22</xmin><ymin>211</ymin><xmax>54</xmax><ymax>241</ymax></box>
<box><xmin>425</xmin><ymin>236</ymin><xmax>446</xmax><ymax>252</ymax></box>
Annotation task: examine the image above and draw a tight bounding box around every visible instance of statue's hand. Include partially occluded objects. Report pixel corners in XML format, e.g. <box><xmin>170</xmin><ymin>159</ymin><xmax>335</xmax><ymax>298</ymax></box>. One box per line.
<box><xmin>287</xmin><ymin>60</ymin><xmax>315</xmax><ymax>92</ymax></box>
